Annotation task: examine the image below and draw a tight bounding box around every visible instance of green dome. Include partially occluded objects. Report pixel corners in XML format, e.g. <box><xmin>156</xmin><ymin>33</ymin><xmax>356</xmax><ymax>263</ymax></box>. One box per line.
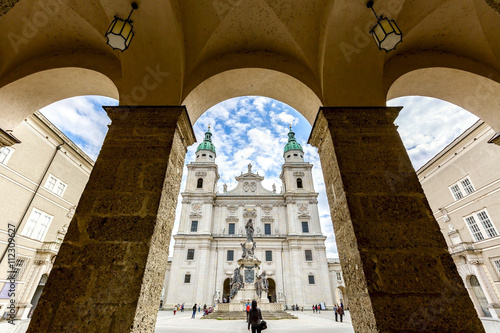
<box><xmin>284</xmin><ymin>128</ymin><xmax>303</xmax><ymax>153</ymax></box>
<box><xmin>196</xmin><ymin>127</ymin><xmax>216</xmax><ymax>154</ymax></box>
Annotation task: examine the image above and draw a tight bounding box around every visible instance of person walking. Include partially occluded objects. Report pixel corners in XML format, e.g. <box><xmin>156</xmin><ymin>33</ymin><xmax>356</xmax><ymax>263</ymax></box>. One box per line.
<box><xmin>246</xmin><ymin>300</ymin><xmax>251</xmax><ymax>322</ymax></box>
<box><xmin>334</xmin><ymin>304</ymin><xmax>338</xmax><ymax>321</ymax></box>
<box><xmin>192</xmin><ymin>304</ymin><xmax>197</xmax><ymax>319</ymax></box>
<box><xmin>318</xmin><ymin>304</ymin><xmax>321</xmax><ymax>314</ymax></box>
<box><xmin>173</xmin><ymin>304</ymin><xmax>177</xmax><ymax>315</ymax></box>
<box><xmin>338</xmin><ymin>305</ymin><xmax>344</xmax><ymax>323</ymax></box>
<box><xmin>247</xmin><ymin>300</ymin><xmax>263</xmax><ymax>333</ymax></box>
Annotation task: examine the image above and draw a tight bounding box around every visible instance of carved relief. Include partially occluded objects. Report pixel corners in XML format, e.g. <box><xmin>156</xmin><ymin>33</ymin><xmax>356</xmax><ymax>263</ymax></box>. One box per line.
<box><xmin>298</xmin><ymin>204</ymin><xmax>308</xmax><ymax>214</ymax></box>
<box><xmin>192</xmin><ymin>203</ymin><xmax>202</xmax><ymax>212</ymax></box>
<box><xmin>261</xmin><ymin>216</ymin><xmax>274</xmax><ymax>222</ymax></box>
<box><xmin>293</xmin><ymin>172</ymin><xmax>305</xmax><ymax>177</ymax></box>
<box><xmin>262</xmin><ymin>205</ymin><xmax>272</xmax><ymax>215</ymax></box>
<box><xmin>243</xmin><ymin>208</ymin><xmax>257</xmax><ymax>218</ymax></box>
<box><xmin>195</xmin><ymin>171</ymin><xmax>207</xmax><ymax>177</ymax></box>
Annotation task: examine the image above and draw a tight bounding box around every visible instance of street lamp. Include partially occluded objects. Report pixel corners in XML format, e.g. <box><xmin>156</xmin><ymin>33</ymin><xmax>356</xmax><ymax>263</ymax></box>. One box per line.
<box><xmin>367</xmin><ymin>1</ymin><xmax>402</xmax><ymax>52</ymax></box>
<box><xmin>105</xmin><ymin>2</ymin><xmax>138</xmax><ymax>51</ymax></box>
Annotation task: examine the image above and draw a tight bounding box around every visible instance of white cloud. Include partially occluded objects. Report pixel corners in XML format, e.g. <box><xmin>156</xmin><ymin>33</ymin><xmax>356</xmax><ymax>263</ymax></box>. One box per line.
<box><xmin>39</xmin><ymin>96</ymin><xmax>117</xmax><ymax>160</ymax></box>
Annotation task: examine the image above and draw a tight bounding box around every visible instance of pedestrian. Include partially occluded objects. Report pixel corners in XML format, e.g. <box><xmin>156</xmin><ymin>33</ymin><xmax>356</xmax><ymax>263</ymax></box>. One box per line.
<box><xmin>334</xmin><ymin>304</ymin><xmax>338</xmax><ymax>321</ymax></box>
<box><xmin>246</xmin><ymin>300</ymin><xmax>251</xmax><ymax>322</ymax></box>
<box><xmin>173</xmin><ymin>304</ymin><xmax>177</xmax><ymax>316</ymax></box>
<box><xmin>192</xmin><ymin>303</ymin><xmax>197</xmax><ymax>319</ymax></box>
<box><xmin>338</xmin><ymin>305</ymin><xmax>344</xmax><ymax>323</ymax></box>
<box><xmin>318</xmin><ymin>304</ymin><xmax>321</xmax><ymax>314</ymax></box>
<box><xmin>198</xmin><ymin>304</ymin><xmax>201</xmax><ymax>312</ymax></box>
<box><xmin>204</xmin><ymin>304</ymin><xmax>207</xmax><ymax>311</ymax></box>
<box><xmin>247</xmin><ymin>300</ymin><xmax>263</xmax><ymax>333</ymax></box>
<box><xmin>181</xmin><ymin>303</ymin><xmax>184</xmax><ymax>312</ymax></box>
<box><xmin>312</xmin><ymin>304</ymin><xmax>314</xmax><ymax>313</ymax></box>
<box><xmin>341</xmin><ymin>301</ymin><xmax>344</xmax><ymax>310</ymax></box>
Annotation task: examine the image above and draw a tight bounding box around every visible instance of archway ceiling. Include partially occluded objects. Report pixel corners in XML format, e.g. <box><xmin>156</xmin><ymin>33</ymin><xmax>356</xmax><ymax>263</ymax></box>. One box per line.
<box><xmin>0</xmin><ymin>0</ymin><xmax>499</xmax><ymax>115</ymax></box>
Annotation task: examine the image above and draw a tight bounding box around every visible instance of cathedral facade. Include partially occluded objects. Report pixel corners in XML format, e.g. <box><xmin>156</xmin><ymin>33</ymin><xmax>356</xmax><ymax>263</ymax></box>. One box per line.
<box><xmin>163</xmin><ymin>128</ymin><xmax>344</xmax><ymax>309</ymax></box>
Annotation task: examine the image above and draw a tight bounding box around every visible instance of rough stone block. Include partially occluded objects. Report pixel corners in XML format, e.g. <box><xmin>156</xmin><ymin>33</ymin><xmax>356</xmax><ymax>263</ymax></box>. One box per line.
<box><xmin>86</xmin><ymin>216</ymin><xmax>158</xmax><ymax>242</ymax></box>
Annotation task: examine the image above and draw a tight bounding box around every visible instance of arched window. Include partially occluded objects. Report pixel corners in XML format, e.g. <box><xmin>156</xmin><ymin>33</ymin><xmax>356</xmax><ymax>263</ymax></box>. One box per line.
<box><xmin>297</xmin><ymin>178</ymin><xmax>303</xmax><ymax>188</ymax></box>
<box><xmin>197</xmin><ymin>178</ymin><xmax>203</xmax><ymax>188</ymax></box>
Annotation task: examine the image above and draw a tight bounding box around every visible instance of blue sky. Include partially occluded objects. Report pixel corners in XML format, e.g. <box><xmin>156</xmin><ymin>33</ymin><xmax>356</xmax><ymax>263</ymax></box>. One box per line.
<box><xmin>39</xmin><ymin>95</ymin><xmax>479</xmax><ymax>257</ymax></box>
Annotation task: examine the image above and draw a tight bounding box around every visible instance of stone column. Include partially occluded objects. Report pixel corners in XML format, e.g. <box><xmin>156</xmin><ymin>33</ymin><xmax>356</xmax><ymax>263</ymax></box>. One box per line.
<box><xmin>27</xmin><ymin>106</ymin><xmax>195</xmax><ymax>333</ymax></box>
<box><xmin>309</xmin><ymin>107</ymin><xmax>485</xmax><ymax>332</ymax></box>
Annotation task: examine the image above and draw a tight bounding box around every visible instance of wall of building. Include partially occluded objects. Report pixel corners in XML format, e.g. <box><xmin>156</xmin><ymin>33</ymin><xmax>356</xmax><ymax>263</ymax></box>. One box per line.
<box><xmin>418</xmin><ymin>120</ymin><xmax>500</xmax><ymax>318</ymax></box>
<box><xmin>0</xmin><ymin>111</ymin><xmax>93</xmax><ymax>319</ymax></box>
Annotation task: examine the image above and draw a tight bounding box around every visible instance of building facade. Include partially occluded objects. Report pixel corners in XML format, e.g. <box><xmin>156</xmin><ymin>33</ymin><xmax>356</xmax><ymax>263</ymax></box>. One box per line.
<box><xmin>163</xmin><ymin>128</ymin><xmax>345</xmax><ymax>309</ymax></box>
<box><xmin>417</xmin><ymin>120</ymin><xmax>500</xmax><ymax>319</ymax></box>
<box><xmin>0</xmin><ymin>111</ymin><xmax>93</xmax><ymax>320</ymax></box>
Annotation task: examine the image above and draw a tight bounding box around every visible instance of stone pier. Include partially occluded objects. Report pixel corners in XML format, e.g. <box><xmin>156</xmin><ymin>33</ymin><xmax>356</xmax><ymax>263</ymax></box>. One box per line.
<box><xmin>309</xmin><ymin>107</ymin><xmax>485</xmax><ymax>332</ymax></box>
<box><xmin>27</xmin><ymin>106</ymin><xmax>195</xmax><ymax>332</ymax></box>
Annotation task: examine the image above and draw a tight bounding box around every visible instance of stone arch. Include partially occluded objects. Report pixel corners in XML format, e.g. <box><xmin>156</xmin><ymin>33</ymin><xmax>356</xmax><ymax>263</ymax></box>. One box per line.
<box><xmin>468</xmin><ymin>275</ymin><xmax>492</xmax><ymax>317</ymax></box>
<box><xmin>336</xmin><ymin>286</ymin><xmax>348</xmax><ymax>309</ymax></box>
<box><xmin>182</xmin><ymin>68</ymin><xmax>322</xmax><ymax>125</ymax></box>
<box><xmin>387</xmin><ymin>67</ymin><xmax>500</xmax><ymax>131</ymax></box>
<box><xmin>223</xmin><ymin>278</ymin><xmax>231</xmax><ymax>302</ymax></box>
<box><xmin>0</xmin><ymin>67</ymin><xmax>119</xmax><ymax>130</ymax></box>
<box><xmin>267</xmin><ymin>278</ymin><xmax>276</xmax><ymax>303</ymax></box>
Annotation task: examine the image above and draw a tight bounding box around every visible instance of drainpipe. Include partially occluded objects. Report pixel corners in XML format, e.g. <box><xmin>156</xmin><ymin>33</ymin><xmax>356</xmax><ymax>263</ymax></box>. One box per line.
<box><xmin>281</xmin><ymin>238</ymin><xmax>287</xmax><ymax>308</ymax></box>
<box><xmin>213</xmin><ymin>238</ymin><xmax>219</xmax><ymax>304</ymax></box>
<box><xmin>0</xmin><ymin>143</ymin><xmax>64</xmax><ymax>265</ymax></box>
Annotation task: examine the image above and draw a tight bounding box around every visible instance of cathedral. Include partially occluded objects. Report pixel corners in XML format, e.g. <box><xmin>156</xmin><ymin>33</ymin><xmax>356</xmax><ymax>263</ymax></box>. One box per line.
<box><xmin>162</xmin><ymin>127</ymin><xmax>344</xmax><ymax>309</ymax></box>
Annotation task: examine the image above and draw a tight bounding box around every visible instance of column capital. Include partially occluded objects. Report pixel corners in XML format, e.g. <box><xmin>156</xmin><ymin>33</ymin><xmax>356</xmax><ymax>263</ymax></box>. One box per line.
<box><xmin>103</xmin><ymin>105</ymin><xmax>195</xmax><ymax>148</ymax></box>
<box><xmin>308</xmin><ymin>106</ymin><xmax>402</xmax><ymax>150</ymax></box>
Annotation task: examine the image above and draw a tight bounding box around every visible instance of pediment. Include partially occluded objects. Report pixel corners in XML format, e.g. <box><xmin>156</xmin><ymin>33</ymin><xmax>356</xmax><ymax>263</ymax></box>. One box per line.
<box><xmin>190</xmin><ymin>212</ymin><xmax>202</xmax><ymax>218</ymax></box>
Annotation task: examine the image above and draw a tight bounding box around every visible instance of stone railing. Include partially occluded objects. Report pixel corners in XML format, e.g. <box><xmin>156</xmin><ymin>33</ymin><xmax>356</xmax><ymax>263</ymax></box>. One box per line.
<box><xmin>449</xmin><ymin>242</ymin><xmax>476</xmax><ymax>256</ymax></box>
<box><xmin>268</xmin><ymin>303</ymin><xmax>283</xmax><ymax>311</ymax></box>
<box><xmin>215</xmin><ymin>303</ymin><xmax>230</xmax><ymax>312</ymax></box>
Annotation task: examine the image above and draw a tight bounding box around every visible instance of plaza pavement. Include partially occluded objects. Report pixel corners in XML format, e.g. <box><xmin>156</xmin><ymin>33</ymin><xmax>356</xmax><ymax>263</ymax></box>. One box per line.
<box><xmin>154</xmin><ymin>309</ymin><xmax>354</xmax><ymax>333</ymax></box>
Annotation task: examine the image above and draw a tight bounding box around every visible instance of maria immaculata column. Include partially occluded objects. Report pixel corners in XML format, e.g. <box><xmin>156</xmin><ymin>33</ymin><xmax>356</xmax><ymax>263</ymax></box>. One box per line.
<box><xmin>27</xmin><ymin>106</ymin><xmax>194</xmax><ymax>333</ymax></box>
<box><xmin>309</xmin><ymin>107</ymin><xmax>484</xmax><ymax>332</ymax></box>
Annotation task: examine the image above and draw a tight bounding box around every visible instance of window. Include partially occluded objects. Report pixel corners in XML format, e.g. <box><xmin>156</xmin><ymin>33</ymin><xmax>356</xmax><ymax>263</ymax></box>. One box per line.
<box><xmin>308</xmin><ymin>275</ymin><xmax>315</xmax><ymax>284</ymax></box>
<box><xmin>449</xmin><ymin>177</ymin><xmax>475</xmax><ymax>200</ymax></box>
<box><xmin>228</xmin><ymin>223</ymin><xmax>235</xmax><ymax>235</ymax></box>
<box><xmin>191</xmin><ymin>221</ymin><xmax>198</xmax><ymax>232</ymax></box>
<box><xmin>21</xmin><ymin>208</ymin><xmax>52</xmax><ymax>241</ymax></box>
<box><xmin>7</xmin><ymin>256</ymin><xmax>29</xmax><ymax>280</ymax></box>
<box><xmin>305</xmin><ymin>250</ymin><xmax>313</xmax><ymax>261</ymax></box>
<box><xmin>197</xmin><ymin>178</ymin><xmax>203</xmax><ymax>188</ymax></box>
<box><xmin>227</xmin><ymin>250</ymin><xmax>234</xmax><ymax>261</ymax></box>
<box><xmin>187</xmin><ymin>249</ymin><xmax>195</xmax><ymax>260</ymax></box>
<box><xmin>297</xmin><ymin>178</ymin><xmax>303</xmax><ymax>189</ymax></box>
<box><xmin>287</xmin><ymin>155</ymin><xmax>290</xmax><ymax>158</ymax></box>
<box><xmin>209</xmin><ymin>155</ymin><xmax>213</xmax><ymax>158</ymax></box>
<box><xmin>336</xmin><ymin>272</ymin><xmax>342</xmax><ymax>281</ymax></box>
<box><xmin>465</xmin><ymin>210</ymin><xmax>498</xmax><ymax>242</ymax></box>
<box><xmin>265</xmin><ymin>250</ymin><xmax>272</xmax><ymax>261</ymax></box>
<box><xmin>44</xmin><ymin>174</ymin><xmax>67</xmax><ymax>197</ymax></box>
<box><xmin>301</xmin><ymin>222</ymin><xmax>309</xmax><ymax>233</ymax></box>
<box><xmin>184</xmin><ymin>274</ymin><xmax>191</xmax><ymax>283</ymax></box>
<box><xmin>294</xmin><ymin>154</ymin><xmax>298</xmax><ymax>156</ymax></box>
<box><xmin>264</xmin><ymin>223</ymin><xmax>271</xmax><ymax>235</ymax></box>
<box><xmin>493</xmin><ymin>259</ymin><xmax>500</xmax><ymax>278</ymax></box>
<box><xmin>0</xmin><ymin>147</ymin><xmax>14</xmax><ymax>164</ymax></box>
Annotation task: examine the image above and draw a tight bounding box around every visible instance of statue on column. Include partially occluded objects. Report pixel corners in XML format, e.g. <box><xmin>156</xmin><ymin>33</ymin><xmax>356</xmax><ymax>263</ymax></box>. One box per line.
<box><xmin>240</xmin><ymin>241</ymin><xmax>256</xmax><ymax>259</ymax></box>
<box><xmin>229</xmin><ymin>267</ymin><xmax>243</xmax><ymax>299</ymax></box>
<box><xmin>255</xmin><ymin>271</ymin><xmax>269</xmax><ymax>298</ymax></box>
<box><xmin>245</xmin><ymin>219</ymin><xmax>254</xmax><ymax>242</ymax></box>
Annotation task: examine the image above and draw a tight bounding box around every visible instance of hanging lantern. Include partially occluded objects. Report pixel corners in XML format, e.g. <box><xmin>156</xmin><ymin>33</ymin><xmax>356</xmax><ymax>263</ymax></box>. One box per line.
<box><xmin>367</xmin><ymin>1</ymin><xmax>402</xmax><ymax>52</ymax></box>
<box><xmin>105</xmin><ymin>2</ymin><xmax>138</xmax><ymax>51</ymax></box>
